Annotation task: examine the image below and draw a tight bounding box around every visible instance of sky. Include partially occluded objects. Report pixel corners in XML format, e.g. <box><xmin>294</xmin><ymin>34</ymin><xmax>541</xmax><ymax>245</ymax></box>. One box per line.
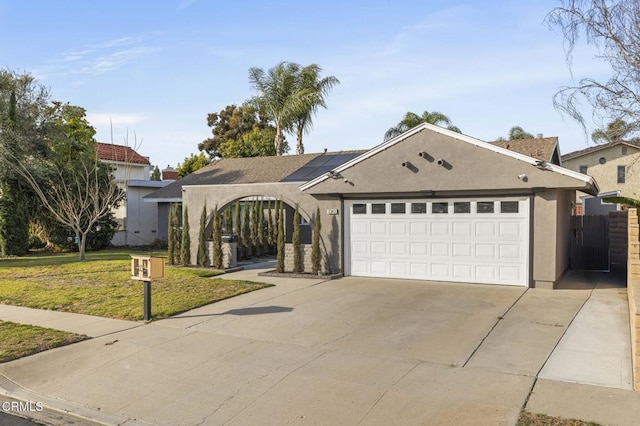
<box><xmin>0</xmin><ymin>0</ymin><xmax>613</xmax><ymax>171</ymax></box>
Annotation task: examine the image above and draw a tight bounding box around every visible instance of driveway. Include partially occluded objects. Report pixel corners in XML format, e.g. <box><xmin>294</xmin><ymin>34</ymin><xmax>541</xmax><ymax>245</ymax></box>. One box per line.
<box><xmin>0</xmin><ymin>270</ymin><xmax>634</xmax><ymax>425</ymax></box>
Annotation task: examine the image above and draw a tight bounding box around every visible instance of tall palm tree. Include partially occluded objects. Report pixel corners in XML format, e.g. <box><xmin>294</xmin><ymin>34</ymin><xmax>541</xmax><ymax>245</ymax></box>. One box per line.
<box><xmin>248</xmin><ymin>62</ymin><xmax>313</xmax><ymax>155</ymax></box>
<box><xmin>591</xmin><ymin>118</ymin><xmax>639</xmax><ymax>144</ymax></box>
<box><xmin>384</xmin><ymin>110</ymin><xmax>461</xmax><ymax>141</ymax></box>
<box><xmin>291</xmin><ymin>65</ymin><xmax>339</xmax><ymax>154</ymax></box>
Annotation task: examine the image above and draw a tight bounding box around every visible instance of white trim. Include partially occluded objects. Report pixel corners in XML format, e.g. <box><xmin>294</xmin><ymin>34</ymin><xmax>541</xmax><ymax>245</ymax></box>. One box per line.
<box><xmin>183</xmin><ymin>181</ymin><xmax>302</xmax><ymax>189</ymax></box>
<box><xmin>143</xmin><ymin>197</ymin><xmax>182</xmax><ymax>203</ymax></box>
<box><xmin>299</xmin><ymin>123</ymin><xmax>598</xmax><ymax>192</ymax></box>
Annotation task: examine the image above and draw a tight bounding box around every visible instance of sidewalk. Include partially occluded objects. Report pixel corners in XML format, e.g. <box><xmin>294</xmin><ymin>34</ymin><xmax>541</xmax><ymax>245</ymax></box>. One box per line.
<box><xmin>0</xmin><ymin>304</ymin><xmax>141</xmax><ymax>337</ymax></box>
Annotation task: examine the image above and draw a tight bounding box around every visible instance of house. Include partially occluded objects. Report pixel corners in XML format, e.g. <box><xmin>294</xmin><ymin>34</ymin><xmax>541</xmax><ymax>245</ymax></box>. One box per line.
<box><xmin>562</xmin><ymin>140</ymin><xmax>640</xmax><ymax>214</ymax></box>
<box><xmin>149</xmin><ymin>124</ymin><xmax>598</xmax><ymax>289</ymax></box>
<box><xmin>96</xmin><ymin>142</ymin><xmax>173</xmax><ymax>246</ymax></box>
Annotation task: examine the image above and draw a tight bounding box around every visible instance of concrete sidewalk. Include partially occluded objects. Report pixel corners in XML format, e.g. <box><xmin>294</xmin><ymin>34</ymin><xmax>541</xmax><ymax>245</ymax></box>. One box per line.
<box><xmin>0</xmin><ymin>304</ymin><xmax>141</xmax><ymax>337</ymax></box>
<box><xmin>0</xmin><ymin>266</ymin><xmax>636</xmax><ymax>425</ymax></box>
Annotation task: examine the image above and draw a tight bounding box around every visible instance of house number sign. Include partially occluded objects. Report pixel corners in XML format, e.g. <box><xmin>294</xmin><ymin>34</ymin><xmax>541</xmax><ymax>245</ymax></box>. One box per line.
<box><xmin>326</xmin><ymin>208</ymin><xmax>339</xmax><ymax>215</ymax></box>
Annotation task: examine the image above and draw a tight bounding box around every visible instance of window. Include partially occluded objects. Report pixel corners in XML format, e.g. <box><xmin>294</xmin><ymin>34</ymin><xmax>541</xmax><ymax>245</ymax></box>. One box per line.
<box><xmin>352</xmin><ymin>204</ymin><xmax>366</xmax><ymax>214</ymax></box>
<box><xmin>432</xmin><ymin>202</ymin><xmax>448</xmax><ymax>214</ymax></box>
<box><xmin>579</xmin><ymin>165</ymin><xmax>588</xmax><ymax>175</ymax></box>
<box><xmin>477</xmin><ymin>201</ymin><xmax>495</xmax><ymax>213</ymax></box>
<box><xmin>411</xmin><ymin>203</ymin><xmax>427</xmax><ymax>214</ymax></box>
<box><xmin>500</xmin><ymin>201</ymin><xmax>519</xmax><ymax>213</ymax></box>
<box><xmin>371</xmin><ymin>203</ymin><xmax>386</xmax><ymax>214</ymax></box>
<box><xmin>618</xmin><ymin>165</ymin><xmax>626</xmax><ymax>184</ymax></box>
<box><xmin>391</xmin><ymin>203</ymin><xmax>406</xmax><ymax>214</ymax></box>
<box><xmin>454</xmin><ymin>202</ymin><xmax>470</xmax><ymax>213</ymax></box>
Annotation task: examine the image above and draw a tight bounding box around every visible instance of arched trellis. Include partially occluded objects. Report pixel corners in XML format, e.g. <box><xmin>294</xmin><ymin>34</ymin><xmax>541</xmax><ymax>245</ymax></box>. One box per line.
<box><xmin>183</xmin><ymin>184</ymin><xmax>337</xmax><ymax>271</ymax></box>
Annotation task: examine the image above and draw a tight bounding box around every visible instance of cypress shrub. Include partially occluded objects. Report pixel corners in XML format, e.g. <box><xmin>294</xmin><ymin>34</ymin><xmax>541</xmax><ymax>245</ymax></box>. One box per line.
<box><xmin>234</xmin><ymin>200</ymin><xmax>242</xmax><ymax>259</ymax></box>
<box><xmin>311</xmin><ymin>207</ymin><xmax>322</xmax><ymax>275</ymax></box>
<box><xmin>197</xmin><ymin>204</ymin><xmax>208</xmax><ymax>267</ymax></box>
<box><xmin>292</xmin><ymin>205</ymin><xmax>302</xmax><ymax>273</ymax></box>
<box><xmin>212</xmin><ymin>205</ymin><xmax>223</xmax><ymax>269</ymax></box>
<box><xmin>276</xmin><ymin>199</ymin><xmax>285</xmax><ymax>273</ymax></box>
<box><xmin>257</xmin><ymin>198</ymin><xmax>265</xmax><ymax>255</ymax></box>
<box><xmin>167</xmin><ymin>203</ymin><xmax>176</xmax><ymax>265</ymax></box>
<box><xmin>181</xmin><ymin>206</ymin><xmax>190</xmax><ymax>266</ymax></box>
<box><xmin>242</xmin><ymin>201</ymin><xmax>251</xmax><ymax>258</ymax></box>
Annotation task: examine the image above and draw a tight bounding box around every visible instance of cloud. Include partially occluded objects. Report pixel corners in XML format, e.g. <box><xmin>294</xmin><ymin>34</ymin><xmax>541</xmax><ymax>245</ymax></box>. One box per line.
<box><xmin>177</xmin><ymin>0</ymin><xmax>197</xmax><ymax>10</ymax></box>
<box><xmin>35</xmin><ymin>36</ymin><xmax>153</xmax><ymax>79</ymax></box>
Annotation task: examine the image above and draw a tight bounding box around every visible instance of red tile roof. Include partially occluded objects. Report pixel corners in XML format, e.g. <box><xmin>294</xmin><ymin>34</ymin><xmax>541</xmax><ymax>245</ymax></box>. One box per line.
<box><xmin>96</xmin><ymin>142</ymin><xmax>150</xmax><ymax>165</ymax></box>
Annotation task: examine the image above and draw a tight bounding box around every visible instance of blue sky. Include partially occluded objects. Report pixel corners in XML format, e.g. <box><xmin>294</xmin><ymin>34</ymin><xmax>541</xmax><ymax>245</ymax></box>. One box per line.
<box><xmin>0</xmin><ymin>0</ymin><xmax>611</xmax><ymax>170</ymax></box>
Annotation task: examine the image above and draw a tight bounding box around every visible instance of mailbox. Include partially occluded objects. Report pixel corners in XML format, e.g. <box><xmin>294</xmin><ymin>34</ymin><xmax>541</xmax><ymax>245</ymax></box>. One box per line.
<box><xmin>131</xmin><ymin>255</ymin><xmax>165</xmax><ymax>281</ymax></box>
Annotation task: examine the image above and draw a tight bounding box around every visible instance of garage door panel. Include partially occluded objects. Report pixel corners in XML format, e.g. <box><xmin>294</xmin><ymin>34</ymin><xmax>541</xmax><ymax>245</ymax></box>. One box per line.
<box><xmin>346</xmin><ymin>198</ymin><xmax>529</xmax><ymax>286</ymax></box>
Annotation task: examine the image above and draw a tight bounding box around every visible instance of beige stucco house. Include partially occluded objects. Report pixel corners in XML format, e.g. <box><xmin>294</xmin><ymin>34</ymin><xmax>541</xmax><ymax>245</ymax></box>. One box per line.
<box><xmin>149</xmin><ymin>124</ymin><xmax>598</xmax><ymax>289</ymax></box>
<box><xmin>562</xmin><ymin>141</ymin><xmax>640</xmax><ymax>213</ymax></box>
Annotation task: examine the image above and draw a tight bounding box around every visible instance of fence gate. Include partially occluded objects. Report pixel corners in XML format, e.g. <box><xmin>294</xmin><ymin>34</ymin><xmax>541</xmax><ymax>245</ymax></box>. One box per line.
<box><xmin>570</xmin><ymin>215</ymin><xmax>609</xmax><ymax>270</ymax></box>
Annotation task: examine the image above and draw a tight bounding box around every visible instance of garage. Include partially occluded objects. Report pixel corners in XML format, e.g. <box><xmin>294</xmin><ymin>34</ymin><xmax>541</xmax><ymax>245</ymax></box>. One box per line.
<box><xmin>345</xmin><ymin>198</ymin><xmax>530</xmax><ymax>286</ymax></box>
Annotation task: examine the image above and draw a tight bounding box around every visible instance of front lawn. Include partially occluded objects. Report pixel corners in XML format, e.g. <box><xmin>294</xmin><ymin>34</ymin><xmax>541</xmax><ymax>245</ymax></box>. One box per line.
<box><xmin>0</xmin><ymin>321</ymin><xmax>88</xmax><ymax>363</ymax></box>
<box><xmin>0</xmin><ymin>250</ymin><xmax>270</xmax><ymax>320</ymax></box>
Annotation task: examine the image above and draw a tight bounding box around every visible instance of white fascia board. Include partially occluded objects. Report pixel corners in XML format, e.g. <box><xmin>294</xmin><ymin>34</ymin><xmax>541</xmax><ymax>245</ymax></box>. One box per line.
<box><xmin>299</xmin><ymin>122</ymin><xmax>598</xmax><ymax>192</ymax></box>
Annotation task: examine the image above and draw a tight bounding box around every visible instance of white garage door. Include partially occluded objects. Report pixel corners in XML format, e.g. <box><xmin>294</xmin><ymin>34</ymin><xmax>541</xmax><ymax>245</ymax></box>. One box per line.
<box><xmin>345</xmin><ymin>198</ymin><xmax>530</xmax><ymax>286</ymax></box>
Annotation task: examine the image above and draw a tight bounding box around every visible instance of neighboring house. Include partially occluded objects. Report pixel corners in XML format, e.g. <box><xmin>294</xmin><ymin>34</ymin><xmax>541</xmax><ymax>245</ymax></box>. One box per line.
<box><xmin>562</xmin><ymin>141</ymin><xmax>640</xmax><ymax>214</ymax></box>
<box><xmin>147</xmin><ymin>123</ymin><xmax>597</xmax><ymax>289</ymax></box>
<box><xmin>96</xmin><ymin>142</ymin><xmax>173</xmax><ymax>246</ymax></box>
<box><xmin>492</xmin><ymin>136</ymin><xmax>562</xmax><ymax>165</ymax></box>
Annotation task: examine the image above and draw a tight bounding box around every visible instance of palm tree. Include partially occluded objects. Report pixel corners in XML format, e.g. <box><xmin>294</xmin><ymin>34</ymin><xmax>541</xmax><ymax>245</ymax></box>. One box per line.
<box><xmin>291</xmin><ymin>64</ymin><xmax>340</xmax><ymax>154</ymax></box>
<box><xmin>248</xmin><ymin>62</ymin><xmax>313</xmax><ymax>155</ymax></box>
<box><xmin>384</xmin><ymin>110</ymin><xmax>461</xmax><ymax>141</ymax></box>
<box><xmin>591</xmin><ymin>118</ymin><xmax>639</xmax><ymax>144</ymax></box>
<box><xmin>495</xmin><ymin>126</ymin><xmax>535</xmax><ymax>141</ymax></box>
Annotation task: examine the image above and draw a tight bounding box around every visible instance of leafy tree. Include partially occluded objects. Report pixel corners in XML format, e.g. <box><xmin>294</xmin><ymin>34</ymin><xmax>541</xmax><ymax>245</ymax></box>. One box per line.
<box><xmin>0</xmin><ymin>69</ymin><xmax>50</xmax><ymax>256</ymax></box>
<box><xmin>384</xmin><ymin>110</ymin><xmax>461</xmax><ymax>141</ymax></box>
<box><xmin>248</xmin><ymin>62</ymin><xmax>311</xmax><ymax>155</ymax></box>
<box><xmin>212</xmin><ymin>205</ymin><xmax>223</xmax><ymax>269</ymax></box>
<box><xmin>311</xmin><ymin>207</ymin><xmax>322</xmax><ymax>275</ymax></box>
<box><xmin>547</xmin><ymin>1</ymin><xmax>640</xmax><ymax>132</ymax></box>
<box><xmin>176</xmin><ymin>152</ymin><xmax>211</xmax><ymax>178</ymax></box>
<box><xmin>495</xmin><ymin>126</ymin><xmax>535</xmax><ymax>141</ymax></box>
<box><xmin>591</xmin><ymin>118</ymin><xmax>639</xmax><ymax>144</ymax></box>
<box><xmin>150</xmin><ymin>165</ymin><xmax>161</xmax><ymax>181</ymax></box>
<box><xmin>199</xmin><ymin>104</ymin><xmax>273</xmax><ymax>158</ymax></box>
<box><xmin>292</xmin><ymin>205</ymin><xmax>302</xmax><ymax>273</ymax></box>
<box><xmin>276</xmin><ymin>199</ymin><xmax>285</xmax><ymax>273</ymax></box>
<box><xmin>181</xmin><ymin>206</ymin><xmax>190</xmax><ymax>266</ymax></box>
<box><xmin>218</xmin><ymin>127</ymin><xmax>280</xmax><ymax>158</ymax></box>
<box><xmin>291</xmin><ymin>64</ymin><xmax>340</xmax><ymax>154</ymax></box>
<box><xmin>5</xmin><ymin>103</ymin><xmax>124</xmax><ymax>261</ymax></box>
<box><xmin>197</xmin><ymin>203</ymin><xmax>208</xmax><ymax>267</ymax></box>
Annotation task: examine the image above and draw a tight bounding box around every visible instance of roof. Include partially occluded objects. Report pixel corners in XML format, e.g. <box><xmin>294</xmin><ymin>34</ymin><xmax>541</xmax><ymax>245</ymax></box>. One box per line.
<box><xmin>299</xmin><ymin>123</ymin><xmax>598</xmax><ymax>194</ymax></box>
<box><xmin>144</xmin><ymin>150</ymin><xmax>366</xmax><ymax>201</ymax></box>
<box><xmin>561</xmin><ymin>140</ymin><xmax>640</xmax><ymax>161</ymax></box>
<box><xmin>491</xmin><ymin>137</ymin><xmax>558</xmax><ymax>162</ymax></box>
<box><xmin>96</xmin><ymin>142</ymin><xmax>150</xmax><ymax>165</ymax></box>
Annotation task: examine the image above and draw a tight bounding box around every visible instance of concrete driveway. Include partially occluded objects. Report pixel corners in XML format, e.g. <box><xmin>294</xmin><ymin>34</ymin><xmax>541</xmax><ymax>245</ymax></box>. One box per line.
<box><xmin>0</xmin><ymin>269</ymin><xmax>634</xmax><ymax>425</ymax></box>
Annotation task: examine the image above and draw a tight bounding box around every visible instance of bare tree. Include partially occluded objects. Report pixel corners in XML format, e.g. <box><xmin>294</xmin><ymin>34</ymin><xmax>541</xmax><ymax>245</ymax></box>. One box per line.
<box><xmin>6</xmin><ymin>146</ymin><xmax>124</xmax><ymax>261</ymax></box>
<box><xmin>547</xmin><ymin>0</ymin><xmax>640</xmax><ymax>130</ymax></box>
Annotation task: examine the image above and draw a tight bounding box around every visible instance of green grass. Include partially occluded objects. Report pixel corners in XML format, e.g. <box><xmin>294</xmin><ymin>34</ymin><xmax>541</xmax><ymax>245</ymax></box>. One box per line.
<box><xmin>0</xmin><ymin>320</ymin><xmax>88</xmax><ymax>363</ymax></box>
<box><xmin>0</xmin><ymin>249</ymin><xmax>271</xmax><ymax>320</ymax></box>
<box><xmin>517</xmin><ymin>411</ymin><xmax>601</xmax><ymax>426</ymax></box>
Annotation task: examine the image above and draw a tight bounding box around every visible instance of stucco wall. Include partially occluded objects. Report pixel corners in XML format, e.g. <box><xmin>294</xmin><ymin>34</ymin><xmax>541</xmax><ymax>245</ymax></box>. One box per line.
<box><xmin>555</xmin><ymin>189</ymin><xmax>574</xmax><ymax>278</ymax></box>
<box><xmin>563</xmin><ymin>144</ymin><xmax>640</xmax><ymax>201</ymax></box>
<box><xmin>182</xmin><ymin>183</ymin><xmax>341</xmax><ymax>272</ymax></box>
<box><xmin>533</xmin><ymin>190</ymin><xmax>562</xmax><ymax>288</ymax></box>
<box><xmin>306</xmin><ymin>130</ymin><xmax>593</xmax><ymax>196</ymax></box>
